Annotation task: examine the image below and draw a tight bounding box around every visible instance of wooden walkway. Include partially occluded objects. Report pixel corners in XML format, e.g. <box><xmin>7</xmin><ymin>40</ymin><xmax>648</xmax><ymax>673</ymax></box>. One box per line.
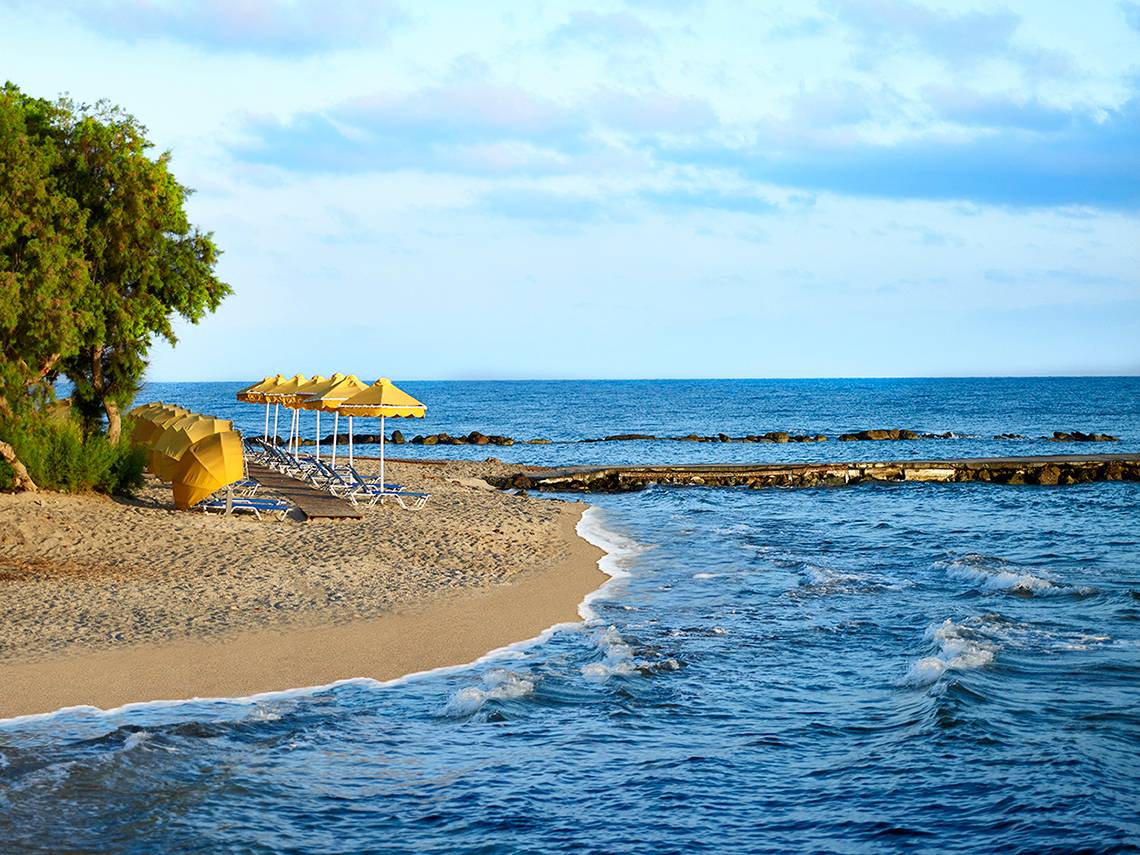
<box><xmin>246</xmin><ymin>462</ymin><xmax>363</xmax><ymax>520</ymax></box>
<box><xmin>489</xmin><ymin>454</ymin><xmax>1140</xmax><ymax>493</ymax></box>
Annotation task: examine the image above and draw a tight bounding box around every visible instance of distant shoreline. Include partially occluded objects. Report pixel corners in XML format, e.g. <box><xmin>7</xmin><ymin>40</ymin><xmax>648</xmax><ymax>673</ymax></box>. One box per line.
<box><xmin>0</xmin><ymin>461</ymin><xmax>607</xmax><ymax>719</ymax></box>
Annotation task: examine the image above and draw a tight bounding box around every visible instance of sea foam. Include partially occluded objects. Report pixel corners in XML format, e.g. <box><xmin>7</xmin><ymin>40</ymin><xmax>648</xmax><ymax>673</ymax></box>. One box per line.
<box><xmin>903</xmin><ymin>618</ymin><xmax>998</xmax><ymax>687</ymax></box>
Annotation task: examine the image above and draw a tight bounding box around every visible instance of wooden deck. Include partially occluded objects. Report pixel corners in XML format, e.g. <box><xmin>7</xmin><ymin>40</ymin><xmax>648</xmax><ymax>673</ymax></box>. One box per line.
<box><xmin>245</xmin><ymin>462</ymin><xmax>363</xmax><ymax>520</ymax></box>
<box><xmin>488</xmin><ymin>454</ymin><xmax>1140</xmax><ymax>493</ymax></box>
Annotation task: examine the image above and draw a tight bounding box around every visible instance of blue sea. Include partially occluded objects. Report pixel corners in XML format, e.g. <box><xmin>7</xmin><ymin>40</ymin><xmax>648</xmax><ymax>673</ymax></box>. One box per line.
<box><xmin>2</xmin><ymin>378</ymin><xmax>1139</xmax><ymax>853</ymax></box>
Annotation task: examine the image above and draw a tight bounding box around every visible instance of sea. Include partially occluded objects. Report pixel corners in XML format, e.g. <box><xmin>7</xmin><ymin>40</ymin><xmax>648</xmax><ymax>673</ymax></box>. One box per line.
<box><xmin>2</xmin><ymin>377</ymin><xmax>1139</xmax><ymax>854</ymax></box>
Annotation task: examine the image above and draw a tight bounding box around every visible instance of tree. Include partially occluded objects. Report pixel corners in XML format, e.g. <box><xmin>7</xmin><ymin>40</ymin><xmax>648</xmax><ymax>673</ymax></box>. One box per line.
<box><xmin>51</xmin><ymin>99</ymin><xmax>230</xmax><ymax>442</ymax></box>
<box><xmin>0</xmin><ymin>83</ymin><xmax>229</xmax><ymax>490</ymax></box>
<box><xmin>0</xmin><ymin>85</ymin><xmax>92</xmax><ymax>488</ymax></box>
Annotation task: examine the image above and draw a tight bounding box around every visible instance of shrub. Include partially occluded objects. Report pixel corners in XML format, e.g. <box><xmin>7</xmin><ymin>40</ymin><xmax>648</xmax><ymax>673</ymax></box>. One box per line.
<box><xmin>0</xmin><ymin>411</ymin><xmax>145</xmax><ymax>494</ymax></box>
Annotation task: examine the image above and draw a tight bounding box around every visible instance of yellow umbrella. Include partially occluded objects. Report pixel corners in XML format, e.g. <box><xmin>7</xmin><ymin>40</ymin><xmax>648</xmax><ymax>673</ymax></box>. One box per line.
<box><xmin>291</xmin><ymin>373</ymin><xmax>346</xmax><ymax>461</ymax></box>
<box><xmin>280</xmin><ymin>375</ymin><xmax>328</xmax><ymax>458</ymax></box>
<box><xmin>171</xmin><ymin>430</ymin><xmax>245</xmax><ymax>510</ymax></box>
<box><xmin>261</xmin><ymin>375</ymin><xmax>307</xmax><ymax>447</ymax></box>
<box><xmin>339</xmin><ymin>378</ymin><xmax>426</xmax><ymax>488</ymax></box>
<box><xmin>150</xmin><ymin>415</ymin><xmax>234</xmax><ymax>481</ymax></box>
<box><xmin>298</xmin><ymin>375</ymin><xmax>368</xmax><ymax>467</ymax></box>
<box><xmin>236</xmin><ymin>375</ymin><xmax>285</xmax><ymax>441</ymax></box>
<box><xmin>129</xmin><ymin>403</ymin><xmax>180</xmax><ymax>446</ymax></box>
<box><xmin>137</xmin><ymin>409</ymin><xmax>193</xmax><ymax>465</ymax></box>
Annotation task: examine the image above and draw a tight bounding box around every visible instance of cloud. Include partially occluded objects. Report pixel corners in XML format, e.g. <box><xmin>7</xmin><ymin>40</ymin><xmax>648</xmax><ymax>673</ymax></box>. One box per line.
<box><xmin>1122</xmin><ymin>1</ymin><xmax>1140</xmax><ymax>31</ymax></box>
<box><xmin>475</xmin><ymin>188</ymin><xmax>610</xmax><ymax>223</ymax></box>
<box><xmin>236</xmin><ymin>84</ymin><xmax>718</xmax><ymax>176</ymax></box>
<box><xmin>824</xmin><ymin>0</ymin><xmax>1020</xmax><ymax>61</ymax></box>
<box><xmin>659</xmin><ymin>90</ymin><xmax>1140</xmax><ymax>209</ymax></box>
<box><xmin>639</xmin><ymin>188</ymin><xmax>779</xmax><ymax>215</ymax></box>
<box><xmin>591</xmin><ymin>88</ymin><xmax>717</xmax><ymax>134</ymax></box>
<box><xmin>15</xmin><ymin>0</ymin><xmax>404</xmax><ymax>55</ymax></box>
<box><xmin>922</xmin><ymin>85</ymin><xmax>1073</xmax><ymax>131</ymax></box>
<box><xmin>547</xmin><ymin>10</ymin><xmax>658</xmax><ymax>48</ymax></box>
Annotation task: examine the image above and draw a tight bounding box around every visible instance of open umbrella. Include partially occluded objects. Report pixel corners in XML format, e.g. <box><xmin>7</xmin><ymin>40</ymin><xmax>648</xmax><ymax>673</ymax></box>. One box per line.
<box><xmin>298</xmin><ymin>375</ymin><xmax>368</xmax><ymax>468</ymax></box>
<box><xmin>171</xmin><ymin>430</ymin><xmax>245</xmax><ymax>509</ymax></box>
<box><xmin>281</xmin><ymin>375</ymin><xmax>328</xmax><ymax>459</ymax></box>
<box><xmin>339</xmin><ymin>378</ymin><xmax>426</xmax><ymax>493</ymax></box>
<box><xmin>293</xmin><ymin>373</ymin><xmax>345</xmax><ymax>461</ymax></box>
<box><xmin>236</xmin><ymin>376</ymin><xmax>283</xmax><ymax>441</ymax></box>
<box><xmin>262</xmin><ymin>375</ymin><xmax>308</xmax><ymax>449</ymax></box>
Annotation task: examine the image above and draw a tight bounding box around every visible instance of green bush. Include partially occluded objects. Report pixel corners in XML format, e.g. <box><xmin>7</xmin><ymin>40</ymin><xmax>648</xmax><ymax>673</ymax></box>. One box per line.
<box><xmin>0</xmin><ymin>412</ymin><xmax>145</xmax><ymax>494</ymax></box>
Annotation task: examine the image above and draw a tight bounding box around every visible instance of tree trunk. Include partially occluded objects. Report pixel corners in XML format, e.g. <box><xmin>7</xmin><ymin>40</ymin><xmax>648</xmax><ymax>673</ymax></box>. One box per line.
<box><xmin>90</xmin><ymin>343</ymin><xmax>121</xmax><ymax>444</ymax></box>
<box><xmin>105</xmin><ymin>399</ymin><xmax>121</xmax><ymax>444</ymax></box>
<box><xmin>0</xmin><ymin>440</ymin><xmax>37</xmax><ymax>492</ymax></box>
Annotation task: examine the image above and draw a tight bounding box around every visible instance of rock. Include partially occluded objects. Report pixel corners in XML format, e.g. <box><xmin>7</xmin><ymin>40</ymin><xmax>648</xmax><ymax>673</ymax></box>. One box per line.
<box><xmin>717</xmin><ymin>433</ymin><xmax>731</xmax><ymax>442</ymax></box>
<box><xmin>468</xmin><ymin>431</ymin><xmax>490</xmax><ymax>445</ymax></box>
<box><xmin>526</xmin><ymin>438</ymin><xmax>552</xmax><ymax>444</ymax></box>
<box><xmin>485</xmin><ymin>456</ymin><xmax>501</xmax><ymax>464</ymax></box>
<box><xmin>390</xmin><ymin>430</ymin><xmax>405</xmax><ymax>445</ymax></box>
<box><xmin>421</xmin><ymin>435</ymin><xmax>438</xmax><ymax>445</ymax></box>
<box><xmin>604</xmin><ymin>434</ymin><xmax>657</xmax><ymax>441</ymax></box>
<box><xmin>489</xmin><ymin>436</ymin><xmax>514</xmax><ymax>446</ymax></box>
<box><xmin>1048</xmin><ymin>430</ymin><xmax>1120</xmax><ymax>442</ymax></box>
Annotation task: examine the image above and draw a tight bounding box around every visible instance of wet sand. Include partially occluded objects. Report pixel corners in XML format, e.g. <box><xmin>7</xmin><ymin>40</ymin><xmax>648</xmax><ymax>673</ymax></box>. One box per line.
<box><xmin>0</xmin><ymin>459</ymin><xmax>606</xmax><ymax>718</ymax></box>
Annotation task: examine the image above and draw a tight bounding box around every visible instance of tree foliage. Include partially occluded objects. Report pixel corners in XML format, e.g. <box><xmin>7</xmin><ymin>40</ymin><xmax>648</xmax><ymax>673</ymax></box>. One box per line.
<box><xmin>0</xmin><ymin>86</ymin><xmax>90</xmax><ymax>419</ymax></box>
<box><xmin>0</xmin><ymin>82</ymin><xmax>230</xmax><ymax>488</ymax></box>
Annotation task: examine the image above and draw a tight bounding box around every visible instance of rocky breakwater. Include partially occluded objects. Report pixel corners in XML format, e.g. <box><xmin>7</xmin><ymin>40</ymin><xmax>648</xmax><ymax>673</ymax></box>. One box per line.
<box><xmin>410</xmin><ymin>431</ymin><xmax>516</xmax><ymax>447</ymax></box>
<box><xmin>491</xmin><ymin>455</ymin><xmax>1140</xmax><ymax>493</ymax></box>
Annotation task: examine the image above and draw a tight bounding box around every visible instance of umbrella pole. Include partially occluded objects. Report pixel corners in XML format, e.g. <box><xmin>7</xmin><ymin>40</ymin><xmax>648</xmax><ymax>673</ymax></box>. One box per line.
<box><xmin>332</xmin><ymin>412</ymin><xmax>339</xmax><ymax>468</ymax></box>
<box><xmin>349</xmin><ymin>416</ymin><xmax>354</xmax><ymax>469</ymax></box>
<box><xmin>273</xmin><ymin>404</ymin><xmax>280</xmax><ymax>446</ymax></box>
<box><xmin>263</xmin><ymin>403</ymin><xmax>269</xmax><ymax>441</ymax></box>
<box><xmin>292</xmin><ymin>408</ymin><xmax>300</xmax><ymax>460</ymax></box>
<box><xmin>315</xmin><ymin>410</ymin><xmax>321</xmax><ymax>462</ymax></box>
<box><xmin>380</xmin><ymin>415</ymin><xmax>386</xmax><ymax>503</ymax></box>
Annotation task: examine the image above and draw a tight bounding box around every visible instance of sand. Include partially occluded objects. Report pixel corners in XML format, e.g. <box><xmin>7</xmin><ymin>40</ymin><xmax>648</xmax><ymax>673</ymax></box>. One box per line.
<box><xmin>0</xmin><ymin>458</ymin><xmax>607</xmax><ymax>719</ymax></box>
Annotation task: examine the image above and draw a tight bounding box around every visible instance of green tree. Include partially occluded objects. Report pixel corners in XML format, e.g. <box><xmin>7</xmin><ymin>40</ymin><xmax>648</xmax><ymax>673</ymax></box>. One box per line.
<box><xmin>51</xmin><ymin>99</ymin><xmax>230</xmax><ymax>442</ymax></box>
<box><xmin>0</xmin><ymin>85</ymin><xmax>91</xmax><ymax>489</ymax></box>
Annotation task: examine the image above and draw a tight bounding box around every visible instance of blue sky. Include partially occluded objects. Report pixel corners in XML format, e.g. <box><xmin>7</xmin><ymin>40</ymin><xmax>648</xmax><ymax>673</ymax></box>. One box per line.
<box><xmin>2</xmin><ymin>0</ymin><xmax>1138</xmax><ymax>379</ymax></box>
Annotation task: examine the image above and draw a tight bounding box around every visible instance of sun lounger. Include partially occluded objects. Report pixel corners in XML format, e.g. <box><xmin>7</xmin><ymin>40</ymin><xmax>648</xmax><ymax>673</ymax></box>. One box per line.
<box><xmin>198</xmin><ymin>495</ymin><xmax>291</xmax><ymax>520</ymax></box>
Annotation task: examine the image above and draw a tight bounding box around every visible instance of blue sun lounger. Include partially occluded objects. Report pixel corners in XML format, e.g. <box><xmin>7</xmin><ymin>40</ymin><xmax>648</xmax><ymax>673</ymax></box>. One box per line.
<box><xmin>198</xmin><ymin>493</ymin><xmax>291</xmax><ymax>520</ymax></box>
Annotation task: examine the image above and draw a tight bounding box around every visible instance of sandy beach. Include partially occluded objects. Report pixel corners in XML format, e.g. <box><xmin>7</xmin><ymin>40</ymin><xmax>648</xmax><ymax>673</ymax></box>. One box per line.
<box><xmin>0</xmin><ymin>458</ymin><xmax>606</xmax><ymax>719</ymax></box>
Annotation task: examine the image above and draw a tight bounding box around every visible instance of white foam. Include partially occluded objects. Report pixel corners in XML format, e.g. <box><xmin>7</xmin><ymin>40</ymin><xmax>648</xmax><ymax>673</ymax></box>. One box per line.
<box><xmin>944</xmin><ymin>556</ymin><xmax>1058</xmax><ymax>594</ymax></box>
<box><xmin>581</xmin><ymin>624</ymin><xmax>639</xmax><ymax>682</ymax></box>
<box><xmin>902</xmin><ymin>618</ymin><xmax>997</xmax><ymax>687</ymax></box>
<box><xmin>693</xmin><ymin>572</ymin><xmax>719</xmax><ymax>580</ymax></box>
<box><xmin>442</xmin><ymin>669</ymin><xmax>535</xmax><ymax>717</ymax></box>
<box><xmin>2</xmin><ymin>505</ymin><xmax>641</xmax><ymax>728</ymax></box>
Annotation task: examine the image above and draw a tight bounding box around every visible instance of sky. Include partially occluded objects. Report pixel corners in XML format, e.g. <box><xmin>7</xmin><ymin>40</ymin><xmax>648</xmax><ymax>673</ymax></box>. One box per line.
<box><xmin>2</xmin><ymin>0</ymin><xmax>1138</xmax><ymax>380</ymax></box>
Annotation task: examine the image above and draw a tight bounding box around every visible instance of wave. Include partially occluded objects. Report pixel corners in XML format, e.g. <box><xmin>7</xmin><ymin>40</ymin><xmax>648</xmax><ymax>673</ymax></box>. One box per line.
<box><xmin>442</xmin><ymin>669</ymin><xmax>536</xmax><ymax>717</ymax></box>
<box><xmin>941</xmin><ymin>553</ymin><xmax>1092</xmax><ymax>596</ymax></box>
<box><xmin>902</xmin><ymin>618</ymin><xmax>999</xmax><ymax>687</ymax></box>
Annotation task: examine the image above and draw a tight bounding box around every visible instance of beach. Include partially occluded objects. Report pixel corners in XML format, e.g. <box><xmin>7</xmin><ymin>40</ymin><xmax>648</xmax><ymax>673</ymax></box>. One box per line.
<box><xmin>0</xmin><ymin>458</ymin><xmax>606</xmax><ymax>718</ymax></box>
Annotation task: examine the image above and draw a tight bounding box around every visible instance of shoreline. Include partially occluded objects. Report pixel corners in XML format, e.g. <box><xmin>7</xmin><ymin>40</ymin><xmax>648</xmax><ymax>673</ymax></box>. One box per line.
<box><xmin>0</xmin><ymin>504</ymin><xmax>607</xmax><ymax>720</ymax></box>
<box><xmin>0</xmin><ymin>459</ymin><xmax>610</xmax><ymax>720</ymax></box>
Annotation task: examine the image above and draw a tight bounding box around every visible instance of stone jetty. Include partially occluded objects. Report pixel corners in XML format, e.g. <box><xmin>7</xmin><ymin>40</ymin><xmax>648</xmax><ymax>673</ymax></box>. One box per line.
<box><xmin>489</xmin><ymin>454</ymin><xmax>1140</xmax><ymax>493</ymax></box>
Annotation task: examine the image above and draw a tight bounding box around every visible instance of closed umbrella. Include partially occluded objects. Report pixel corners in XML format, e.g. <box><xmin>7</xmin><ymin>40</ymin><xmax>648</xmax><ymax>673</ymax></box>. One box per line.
<box><xmin>339</xmin><ymin>378</ymin><xmax>426</xmax><ymax>494</ymax></box>
<box><xmin>150</xmin><ymin>415</ymin><xmax>233</xmax><ymax>481</ymax></box>
<box><xmin>171</xmin><ymin>430</ymin><xmax>245</xmax><ymax>509</ymax></box>
<box><xmin>139</xmin><ymin>409</ymin><xmax>194</xmax><ymax>472</ymax></box>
